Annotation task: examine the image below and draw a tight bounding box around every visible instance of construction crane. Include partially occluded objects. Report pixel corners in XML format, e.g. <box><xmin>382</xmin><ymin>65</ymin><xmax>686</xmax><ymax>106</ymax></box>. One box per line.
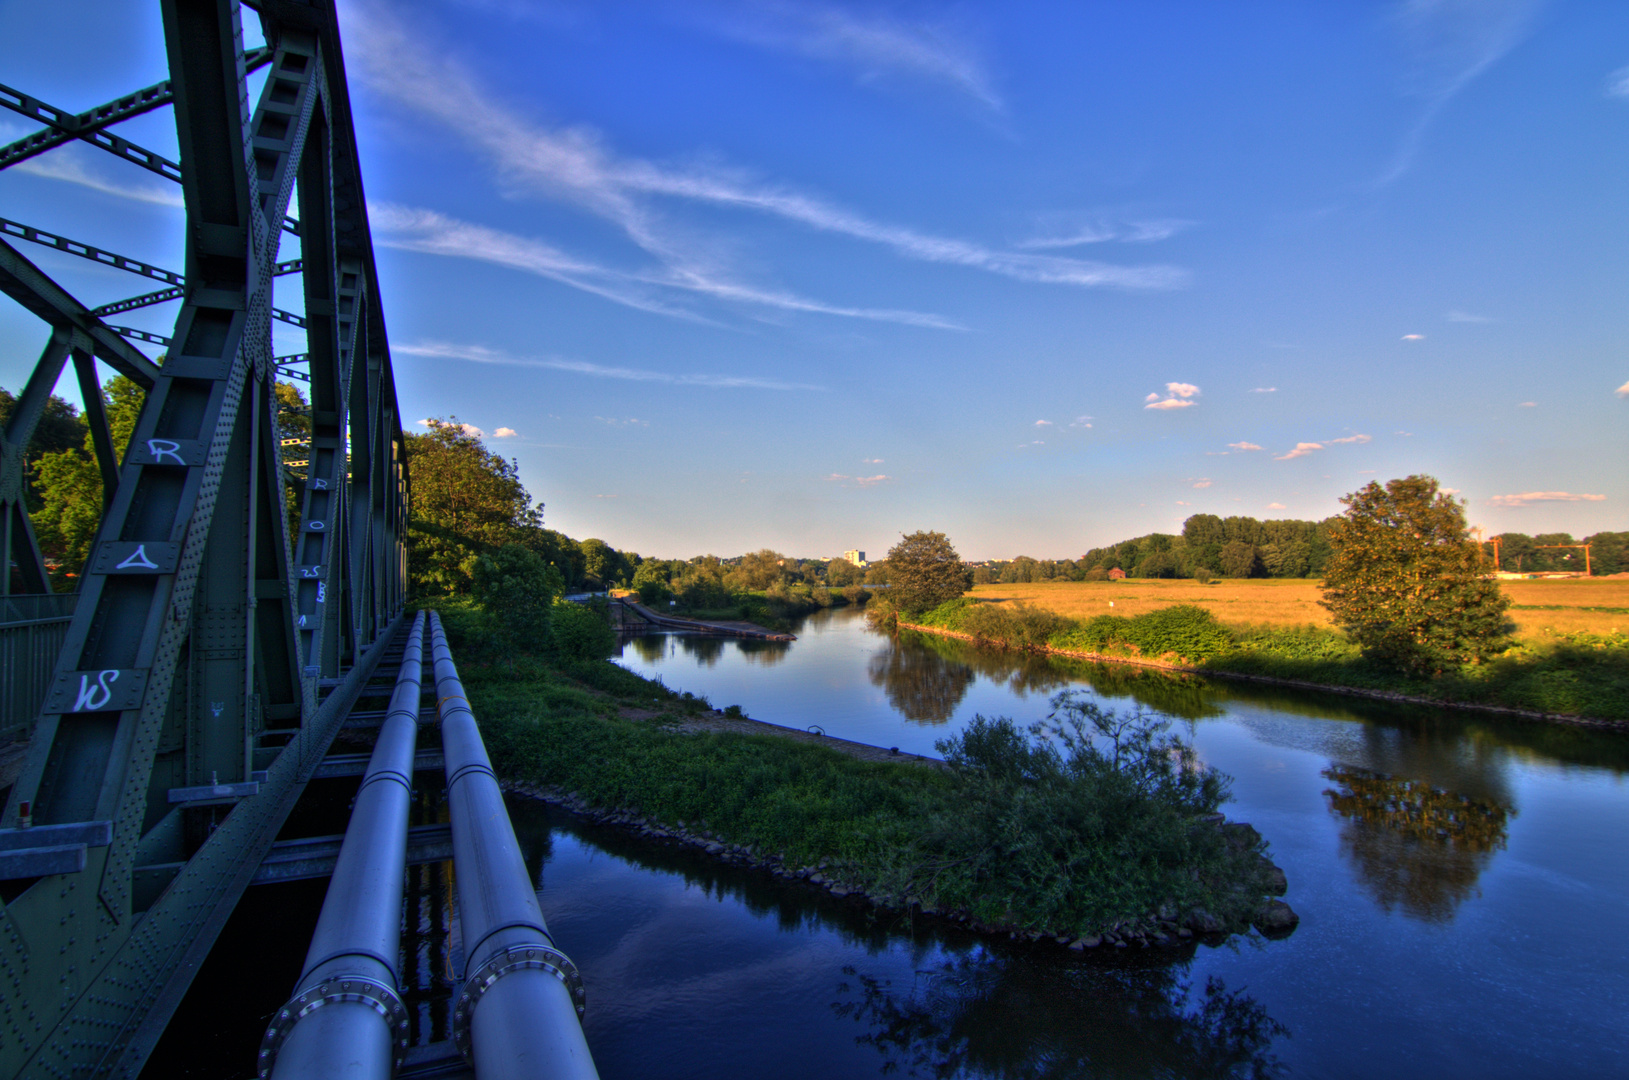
<box><xmin>1535</xmin><ymin>543</ymin><xmax>1591</xmax><ymax>575</ymax></box>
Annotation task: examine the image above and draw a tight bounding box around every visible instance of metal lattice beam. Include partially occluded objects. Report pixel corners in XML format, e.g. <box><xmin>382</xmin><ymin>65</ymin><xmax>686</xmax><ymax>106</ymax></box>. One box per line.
<box><xmin>0</xmin><ymin>5</ymin><xmax>410</xmax><ymax>1077</ymax></box>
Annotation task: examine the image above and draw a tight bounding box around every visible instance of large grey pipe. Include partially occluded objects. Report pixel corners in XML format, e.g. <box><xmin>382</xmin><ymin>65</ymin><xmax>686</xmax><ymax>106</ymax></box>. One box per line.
<box><xmin>427</xmin><ymin>610</ymin><xmax>599</xmax><ymax>1080</ymax></box>
<box><xmin>259</xmin><ymin>610</ymin><xmax>426</xmax><ymax>1080</ymax></box>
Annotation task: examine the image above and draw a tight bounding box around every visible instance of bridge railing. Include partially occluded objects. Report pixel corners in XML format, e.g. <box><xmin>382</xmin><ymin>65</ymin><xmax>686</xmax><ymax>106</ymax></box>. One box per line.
<box><xmin>0</xmin><ymin>593</ymin><xmax>77</xmax><ymax>741</ymax></box>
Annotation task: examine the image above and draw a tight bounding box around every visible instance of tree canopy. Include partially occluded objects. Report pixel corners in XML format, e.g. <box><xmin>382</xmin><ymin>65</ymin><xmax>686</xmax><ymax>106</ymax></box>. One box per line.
<box><xmin>405</xmin><ymin>418</ymin><xmax>542</xmax><ymax>594</ymax></box>
<box><xmin>1320</xmin><ymin>475</ymin><xmax>1511</xmax><ymax>675</ymax></box>
<box><xmin>885</xmin><ymin>531</ymin><xmax>972</xmax><ymax>616</ymax></box>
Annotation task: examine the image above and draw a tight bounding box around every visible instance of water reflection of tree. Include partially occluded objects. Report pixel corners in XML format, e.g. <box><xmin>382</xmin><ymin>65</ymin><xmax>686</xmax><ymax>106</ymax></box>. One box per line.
<box><xmin>1323</xmin><ymin>764</ymin><xmax>1513</xmax><ymax>923</ymax></box>
<box><xmin>675</xmin><ymin>634</ymin><xmax>727</xmax><ymax>667</ymax></box>
<box><xmin>892</xmin><ymin>630</ymin><xmax>1225</xmax><ymax>721</ymax></box>
<box><xmin>734</xmin><ymin>636</ymin><xmax>790</xmax><ymax>666</ymax></box>
<box><xmin>834</xmin><ymin>951</ymin><xmax>1289</xmax><ymax>1079</ymax></box>
<box><xmin>868</xmin><ymin>643</ymin><xmax>977</xmax><ymax>724</ymax></box>
<box><xmin>624</xmin><ymin>634</ymin><xmax>672</xmax><ymax>664</ymax></box>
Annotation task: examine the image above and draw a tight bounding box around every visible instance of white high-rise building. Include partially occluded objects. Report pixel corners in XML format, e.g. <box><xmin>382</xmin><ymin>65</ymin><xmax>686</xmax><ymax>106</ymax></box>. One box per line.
<box><xmin>842</xmin><ymin>550</ymin><xmax>867</xmax><ymax>567</ymax></box>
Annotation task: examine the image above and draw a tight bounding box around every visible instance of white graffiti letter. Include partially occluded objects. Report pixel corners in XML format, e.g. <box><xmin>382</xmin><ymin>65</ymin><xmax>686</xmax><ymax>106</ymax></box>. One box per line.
<box><xmin>300</xmin><ymin>566</ymin><xmax>321</xmax><ymax>578</ymax></box>
<box><xmin>297</xmin><ymin>614</ymin><xmax>308</xmax><ymax>628</ymax></box>
<box><xmin>147</xmin><ymin>439</ymin><xmax>184</xmax><ymax>465</ymax></box>
<box><xmin>115</xmin><ymin>545</ymin><xmax>160</xmax><ymax>570</ymax></box>
<box><xmin>310</xmin><ymin>478</ymin><xmax>329</xmax><ymax>490</ymax></box>
<box><xmin>307</xmin><ymin>520</ymin><xmax>325</xmax><ymax>531</ymax></box>
<box><xmin>73</xmin><ymin>669</ymin><xmax>121</xmax><ymax>711</ymax></box>
<box><xmin>210</xmin><ymin>701</ymin><xmax>225</xmax><ymax>717</ymax></box>
<box><xmin>316</xmin><ymin>582</ymin><xmax>326</xmax><ymax>603</ymax></box>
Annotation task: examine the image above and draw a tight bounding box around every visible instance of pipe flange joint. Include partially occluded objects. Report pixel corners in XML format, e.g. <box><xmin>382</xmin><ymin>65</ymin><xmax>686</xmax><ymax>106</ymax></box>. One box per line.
<box><xmin>452</xmin><ymin>943</ymin><xmax>586</xmax><ymax>1061</ymax></box>
<box><xmin>258</xmin><ymin>975</ymin><xmax>409</xmax><ymax>1078</ymax></box>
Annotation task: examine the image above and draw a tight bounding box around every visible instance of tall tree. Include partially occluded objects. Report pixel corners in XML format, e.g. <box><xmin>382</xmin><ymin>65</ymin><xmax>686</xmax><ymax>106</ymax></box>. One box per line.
<box><xmin>405</xmin><ymin>417</ymin><xmax>541</xmax><ymax>595</ymax></box>
<box><xmin>885</xmin><ymin>531</ymin><xmax>972</xmax><ymax>616</ymax></box>
<box><xmin>1321</xmin><ymin>475</ymin><xmax>1511</xmax><ymax>675</ymax></box>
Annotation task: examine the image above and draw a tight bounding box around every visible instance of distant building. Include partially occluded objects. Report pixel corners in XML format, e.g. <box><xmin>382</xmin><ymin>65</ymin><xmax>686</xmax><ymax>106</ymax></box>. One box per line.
<box><xmin>1107</xmin><ymin>567</ymin><xmax>1127</xmax><ymax>580</ymax></box>
<box><xmin>842</xmin><ymin>550</ymin><xmax>867</xmax><ymax>567</ymax></box>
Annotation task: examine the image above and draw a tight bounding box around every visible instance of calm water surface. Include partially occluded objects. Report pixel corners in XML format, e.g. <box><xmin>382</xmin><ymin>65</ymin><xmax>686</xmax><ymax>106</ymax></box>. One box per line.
<box><xmin>584</xmin><ymin>606</ymin><xmax>1628</xmax><ymax>1079</ymax></box>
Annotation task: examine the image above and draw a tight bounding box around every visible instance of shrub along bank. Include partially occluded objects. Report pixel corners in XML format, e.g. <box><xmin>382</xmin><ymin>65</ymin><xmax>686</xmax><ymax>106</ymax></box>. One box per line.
<box><xmin>434</xmin><ymin>604</ymin><xmax>1289</xmax><ymax>945</ymax></box>
<box><xmin>904</xmin><ymin>598</ymin><xmax>1629</xmax><ymax>724</ymax></box>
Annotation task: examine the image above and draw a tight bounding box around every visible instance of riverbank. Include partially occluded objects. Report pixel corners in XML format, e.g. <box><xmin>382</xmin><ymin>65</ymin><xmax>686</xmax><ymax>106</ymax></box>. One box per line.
<box><xmin>895</xmin><ymin>597</ymin><xmax>1629</xmax><ymax>728</ymax></box>
<box><xmin>437</xmin><ymin>608</ymin><xmax>1294</xmax><ymax>947</ymax></box>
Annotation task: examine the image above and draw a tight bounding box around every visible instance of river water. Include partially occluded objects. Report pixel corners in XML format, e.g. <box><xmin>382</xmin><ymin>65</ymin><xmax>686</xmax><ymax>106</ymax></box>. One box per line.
<box><xmin>587</xmin><ymin>606</ymin><xmax>1628</xmax><ymax>1079</ymax></box>
<box><xmin>157</xmin><ymin>606</ymin><xmax>1628</xmax><ymax>1078</ymax></box>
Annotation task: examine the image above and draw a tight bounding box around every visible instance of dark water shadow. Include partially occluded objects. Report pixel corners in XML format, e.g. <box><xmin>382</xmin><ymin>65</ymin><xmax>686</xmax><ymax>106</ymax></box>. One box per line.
<box><xmin>510</xmin><ymin>798</ymin><xmax>1290</xmax><ymax>1080</ymax></box>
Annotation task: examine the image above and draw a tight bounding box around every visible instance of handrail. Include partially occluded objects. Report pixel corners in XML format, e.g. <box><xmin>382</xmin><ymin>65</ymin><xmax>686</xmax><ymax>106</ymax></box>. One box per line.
<box><xmin>427</xmin><ymin>610</ymin><xmax>599</xmax><ymax>1080</ymax></box>
<box><xmin>259</xmin><ymin>611</ymin><xmax>427</xmax><ymax>1080</ymax></box>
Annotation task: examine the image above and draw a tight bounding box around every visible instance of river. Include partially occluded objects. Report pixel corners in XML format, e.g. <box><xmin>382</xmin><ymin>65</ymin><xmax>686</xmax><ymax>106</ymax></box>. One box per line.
<box><xmin>154</xmin><ymin>606</ymin><xmax>1627</xmax><ymax>1078</ymax></box>
<box><xmin>597</xmin><ymin>605</ymin><xmax>1628</xmax><ymax>1078</ymax></box>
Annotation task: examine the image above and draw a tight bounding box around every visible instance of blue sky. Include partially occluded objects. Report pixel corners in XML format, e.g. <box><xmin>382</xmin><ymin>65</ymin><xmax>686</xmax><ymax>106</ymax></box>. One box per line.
<box><xmin>1</xmin><ymin>1</ymin><xmax>1625</xmax><ymax>560</ymax></box>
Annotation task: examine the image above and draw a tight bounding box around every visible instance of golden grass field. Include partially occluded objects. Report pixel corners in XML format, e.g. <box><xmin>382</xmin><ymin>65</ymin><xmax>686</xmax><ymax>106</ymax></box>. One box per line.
<box><xmin>969</xmin><ymin>578</ymin><xmax>1629</xmax><ymax>640</ymax></box>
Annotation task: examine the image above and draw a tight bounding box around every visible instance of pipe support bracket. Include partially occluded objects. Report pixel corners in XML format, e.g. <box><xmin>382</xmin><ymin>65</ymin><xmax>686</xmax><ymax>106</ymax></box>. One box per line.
<box><xmin>257</xmin><ymin>975</ymin><xmax>409</xmax><ymax>1078</ymax></box>
<box><xmin>452</xmin><ymin>943</ymin><xmax>586</xmax><ymax>1062</ymax></box>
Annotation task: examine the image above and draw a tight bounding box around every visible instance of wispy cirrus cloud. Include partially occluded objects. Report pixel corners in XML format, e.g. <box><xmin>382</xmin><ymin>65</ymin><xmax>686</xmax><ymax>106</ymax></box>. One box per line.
<box><xmin>1489</xmin><ymin>491</ymin><xmax>1605</xmax><ymax>507</ymax></box>
<box><xmin>1328</xmin><ymin>433</ymin><xmax>1372</xmax><ymax>445</ymax></box>
<box><xmin>1249</xmin><ymin>387</ymin><xmax>1277</xmax><ymax>393</ymax></box>
<box><xmin>1228</xmin><ymin>441</ymin><xmax>1263</xmax><ymax>451</ymax></box>
<box><xmin>701</xmin><ymin>2</ymin><xmax>1004</xmax><ymax>112</ymax></box>
<box><xmin>1015</xmin><ymin>213</ymin><xmax>1194</xmax><ymax>250</ymax></box>
<box><xmin>346</xmin><ymin>4</ymin><xmax>1184</xmax><ymax>297</ymax></box>
<box><xmin>1605</xmin><ymin>65</ymin><xmax>1629</xmax><ymax>98</ymax></box>
<box><xmin>370</xmin><ymin>202</ymin><xmax>962</xmax><ymax>329</ymax></box>
<box><xmin>396</xmin><ymin>340</ymin><xmax>824</xmax><ymax>391</ymax></box>
<box><xmin>1071</xmin><ymin>415</ymin><xmax>1094</xmax><ymax>428</ymax></box>
<box><xmin>1378</xmin><ymin>0</ymin><xmax>1547</xmax><ymax>185</ymax></box>
<box><xmin>7</xmin><ymin>145</ymin><xmax>185</xmax><ymax>208</ymax></box>
<box><xmin>827</xmin><ymin>472</ymin><xmax>891</xmax><ymax>487</ymax></box>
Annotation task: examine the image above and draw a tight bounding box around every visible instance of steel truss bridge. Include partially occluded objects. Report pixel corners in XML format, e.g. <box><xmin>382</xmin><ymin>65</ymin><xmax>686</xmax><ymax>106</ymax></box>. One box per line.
<box><xmin>0</xmin><ymin>4</ymin><xmax>594</xmax><ymax>1077</ymax></box>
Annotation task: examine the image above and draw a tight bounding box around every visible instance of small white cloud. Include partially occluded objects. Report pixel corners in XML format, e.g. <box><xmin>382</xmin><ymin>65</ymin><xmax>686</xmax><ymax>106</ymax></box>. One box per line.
<box><xmin>863</xmin><ymin>457</ymin><xmax>884</xmax><ymax>464</ymax></box>
<box><xmin>1402</xmin><ymin>334</ymin><xmax>1424</xmax><ymax>341</ymax></box>
<box><xmin>1267</xmin><ymin>502</ymin><xmax>1287</xmax><ymax>510</ymax></box>
<box><xmin>1396</xmin><ymin>431</ymin><xmax>1414</xmax><ymax>437</ymax></box>
<box><xmin>1518</xmin><ymin>402</ymin><xmax>1536</xmax><ymax>408</ymax></box>
<box><xmin>1249</xmin><ymin>387</ymin><xmax>1277</xmax><ymax>393</ymax></box>
<box><xmin>1606</xmin><ymin>66</ymin><xmax>1629</xmax><ymax>98</ymax></box>
<box><xmin>1145</xmin><ymin>383</ymin><xmax>1198</xmax><ymax>410</ymax></box>
<box><xmin>1440</xmin><ymin>487</ymin><xmax>1460</xmax><ymax>496</ymax></box>
<box><xmin>1446</xmin><ymin>310</ymin><xmax>1493</xmax><ymax>323</ymax></box>
<box><xmin>1489</xmin><ymin>491</ymin><xmax>1606</xmax><ymax>507</ymax></box>
<box><xmin>593</xmin><ymin>493</ymin><xmax>619</xmax><ymax>499</ymax></box>
<box><xmin>1166</xmin><ymin>382</ymin><xmax>1200</xmax><ymax>398</ymax></box>
<box><xmin>1144</xmin><ymin>392</ymin><xmax>1161</xmax><ymax>403</ymax></box>
<box><xmin>1274</xmin><ymin>442</ymin><xmax>1323</xmax><ymax>460</ymax></box>
<box><xmin>594</xmin><ymin>416</ymin><xmax>649</xmax><ymax>427</ymax></box>
<box><xmin>1616</xmin><ymin>381</ymin><xmax>1629</xmax><ymax>398</ymax></box>
<box><xmin>1145</xmin><ymin>398</ymin><xmax>1195</xmax><ymax>410</ymax></box>
<box><xmin>1035</xmin><ymin>419</ymin><xmax>1053</xmax><ymax>426</ymax></box>
<box><xmin>1192</xmin><ymin>479</ymin><xmax>1212</xmax><ymax>489</ymax></box>
<box><xmin>1228</xmin><ymin>441</ymin><xmax>1263</xmax><ymax>452</ymax></box>
<box><xmin>1070</xmin><ymin>415</ymin><xmax>1094</xmax><ymax>428</ymax></box>
<box><xmin>1175</xmin><ymin>500</ymin><xmax>1190</xmax><ymax>506</ymax></box>
<box><xmin>855</xmin><ymin>475</ymin><xmax>891</xmax><ymax>487</ymax></box>
<box><xmin>1327</xmin><ymin>434</ymin><xmax>1372</xmax><ymax>445</ymax></box>
<box><xmin>493</xmin><ymin>426</ymin><xmax>518</xmax><ymax>437</ymax></box>
<box><xmin>1205</xmin><ymin>451</ymin><xmax>1229</xmax><ymax>456</ymax></box>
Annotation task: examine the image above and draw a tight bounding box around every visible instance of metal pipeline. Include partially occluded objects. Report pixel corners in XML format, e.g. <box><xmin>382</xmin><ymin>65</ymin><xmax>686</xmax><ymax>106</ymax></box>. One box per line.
<box><xmin>259</xmin><ymin>610</ymin><xmax>427</xmax><ymax>1080</ymax></box>
<box><xmin>427</xmin><ymin>610</ymin><xmax>599</xmax><ymax>1080</ymax></box>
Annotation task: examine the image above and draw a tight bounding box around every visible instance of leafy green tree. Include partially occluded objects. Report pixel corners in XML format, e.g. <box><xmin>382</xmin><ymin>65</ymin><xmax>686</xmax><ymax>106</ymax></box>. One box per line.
<box><xmin>1321</xmin><ymin>475</ymin><xmax>1512</xmax><ymax>676</ymax></box>
<box><xmin>469</xmin><ymin>543</ymin><xmax>563</xmax><ymax>670</ymax></box>
<box><xmin>1219</xmin><ymin>540</ymin><xmax>1261</xmax><ymax>579</ymax></box>
<box><xmin>28</xmin><ymin>375</ymin><xmax>146</xmax><ymax>586</ymax></box>
<box><xmin>825</xmin><ymin>557</ymin><xmax>863</xmax><ymax>587</ymax></box>
<box><xmin>405</xmin><ymin>418</ymin><xmax>540</xmax><ymax>595</ymax></box>
<box><xmin>728</xmin><ymin>548</ymin><xmax>786</xmax><ymax>591</ymax></box>
<box><xmin>884</xmin><ymin>531</ymin><xmax>971</xmax><ymax>616</ymax></box>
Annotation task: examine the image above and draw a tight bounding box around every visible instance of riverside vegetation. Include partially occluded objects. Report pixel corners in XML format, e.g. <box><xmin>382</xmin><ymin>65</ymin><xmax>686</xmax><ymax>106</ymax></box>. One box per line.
<box><xmin>437</xmin><ymin>601</ymin><xmax>1295</xmax><ymax>948</ymax></box>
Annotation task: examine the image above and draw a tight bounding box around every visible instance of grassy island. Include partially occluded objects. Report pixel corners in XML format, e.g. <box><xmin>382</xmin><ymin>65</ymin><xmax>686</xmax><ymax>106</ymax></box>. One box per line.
<box><xmin>437</xmin><ymin>604</ymin><xmax>1288</xmax><ymax>945</ymax></box>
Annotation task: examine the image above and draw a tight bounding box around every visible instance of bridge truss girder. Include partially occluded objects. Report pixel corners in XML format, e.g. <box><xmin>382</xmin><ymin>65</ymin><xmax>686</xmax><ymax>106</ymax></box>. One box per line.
<box><xmin>0</xmin><ymin>3</ymin><xmax>408</xmax><ymax>1076</ymax></box>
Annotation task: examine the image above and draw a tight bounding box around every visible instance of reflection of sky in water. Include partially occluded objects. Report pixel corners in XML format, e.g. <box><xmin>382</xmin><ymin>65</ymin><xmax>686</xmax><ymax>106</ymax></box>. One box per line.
<box><xmin>610</xmin><ymin>608</ymin><xmax>1629</xmax><ymax>1077</ymax></box>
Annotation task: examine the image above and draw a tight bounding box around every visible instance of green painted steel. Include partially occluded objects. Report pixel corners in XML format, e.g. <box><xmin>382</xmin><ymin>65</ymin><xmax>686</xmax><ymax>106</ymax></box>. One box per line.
<box><xmin>0</xmin><ymin>3</ymin><xmax>410</xmax><ymax>1076</ymax></box>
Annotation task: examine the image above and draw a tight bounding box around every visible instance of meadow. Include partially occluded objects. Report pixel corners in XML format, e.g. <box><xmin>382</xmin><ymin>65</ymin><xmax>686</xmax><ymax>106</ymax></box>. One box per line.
<box><xmin>969</xmin><ymin>578</ymin><xmax>1629</xmax><ymax>641</ymax></box>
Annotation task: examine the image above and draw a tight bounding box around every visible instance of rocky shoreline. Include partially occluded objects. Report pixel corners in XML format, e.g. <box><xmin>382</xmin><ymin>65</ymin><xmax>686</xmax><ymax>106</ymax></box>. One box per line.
<box><xmin>500</xmin><ymin>777</ymin><xmax>1300</xmax><ymax>950</ymax></box>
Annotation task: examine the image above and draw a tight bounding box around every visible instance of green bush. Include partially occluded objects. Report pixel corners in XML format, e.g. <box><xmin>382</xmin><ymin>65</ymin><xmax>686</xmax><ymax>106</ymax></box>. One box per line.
<box><xmin>552</xmin><ymin>600</ymin><xmax>616</xmax><ymax>661</ymax></box>
<box><xmin>1051</xmin><ymin>605</ymin><xmax>1234</xmax><ymax>663</ymax></box>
